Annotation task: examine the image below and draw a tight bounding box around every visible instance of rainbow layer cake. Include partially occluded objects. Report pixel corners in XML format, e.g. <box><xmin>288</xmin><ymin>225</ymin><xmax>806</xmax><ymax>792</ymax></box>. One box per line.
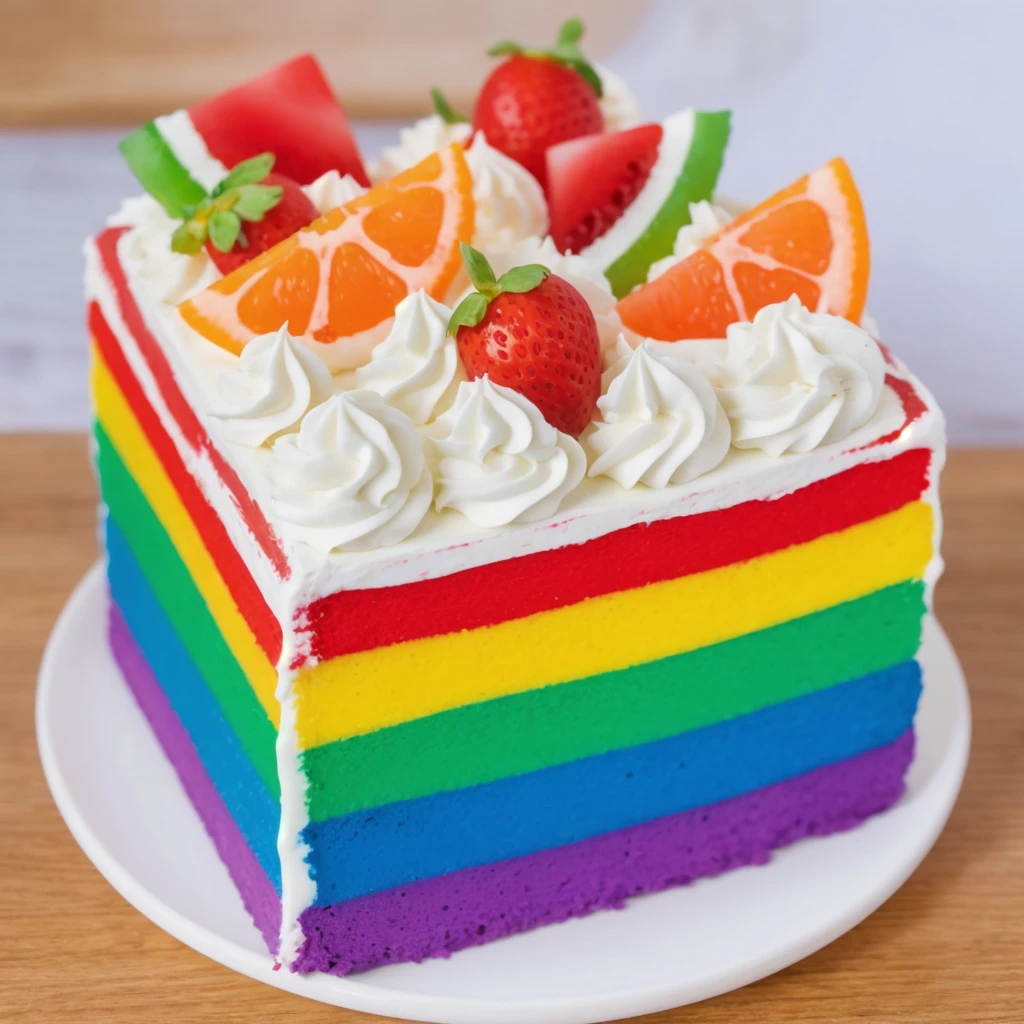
<box><xmin>85</xmin><ymin>29</ymin><xmax>944</xmax><ymax>976</ymax></box>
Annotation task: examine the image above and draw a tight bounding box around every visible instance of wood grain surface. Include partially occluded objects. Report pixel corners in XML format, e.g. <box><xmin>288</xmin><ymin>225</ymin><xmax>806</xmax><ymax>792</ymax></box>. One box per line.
<box><xmin>0</xmin><ymin>0</ymin><xmax>646</xmax><ymax>126</ymax></box>
<box><xmin>0</xmin><ymin>437</ymin><xmax>1021</xmax><ymax>1024</ymax></box>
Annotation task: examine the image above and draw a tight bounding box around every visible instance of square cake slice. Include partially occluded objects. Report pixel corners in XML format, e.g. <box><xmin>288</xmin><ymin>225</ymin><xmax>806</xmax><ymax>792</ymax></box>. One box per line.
<box><xmin>85</xmin><ymin>51</ymin><xmax>945</xmax><ymax>977</ymax></box>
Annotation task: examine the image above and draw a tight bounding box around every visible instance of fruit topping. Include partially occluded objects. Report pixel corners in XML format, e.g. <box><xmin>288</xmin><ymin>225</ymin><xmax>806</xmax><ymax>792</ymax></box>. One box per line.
<box><xmin>472</xmin><ymin>17</ymin><xmax>604</xmax><ymax>188</ymax></box>
<box><xmin>616</xmin><ymin>157</ymin><xmax>870</xmax><ymax>340</ymax></box>
<box><xmin>168</xmin><ymin>153</ymin><xmax>319</xmax><ymax>275</ymax></box>
<box><xmin>448</xmin><ymin>243</ymin><xmax>601</xmax><ymax>436</ymax></box>
<box><xmin>179</xmin><ymin>145</ymin><xmax>475</xmax><ymax>370</ymax></box>
<box><xmin>546</xmin><ymin>109</ymin><xmax>731</xmax><ymax>297</ymax></box>
<box><xmin>119</xmin><ymin>54</ymin><xmax>368</xmax><ymax>220</ymax></box>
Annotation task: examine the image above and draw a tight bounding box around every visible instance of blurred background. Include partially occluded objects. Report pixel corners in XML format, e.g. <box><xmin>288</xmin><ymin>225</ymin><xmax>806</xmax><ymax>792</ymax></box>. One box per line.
<box><xmin>1</xmin><ymin>0</ymin><xmax>1020</xmax><ymax>441</ymax></box>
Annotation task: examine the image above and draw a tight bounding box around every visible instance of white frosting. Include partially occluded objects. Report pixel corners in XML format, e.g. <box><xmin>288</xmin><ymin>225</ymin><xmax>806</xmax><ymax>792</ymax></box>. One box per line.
<box><xmin>648</xmin><ymin>200</ymin><xmax>733</xmax><ymax>280</ymax></box>
<box><xmin>585</xmin><ymin>339</ymin><xmax>730</xmax><ymax>488</ymax></box>
<box><xmin>482</xmin><ymin>235</ymin><xmax>631</xmax><ymax>356</ymax></box>
<box><xmin>596</xmin><ymin>64</ymin><xmax>644</xmax><ymax>131</ymax></box>
<box><xmin>268</xmin><ymin>391</ymin><xmax>432</xmax><ymax>552</ymax></box>
<box><xmin>207</xmin><ymin>325</ymin><xmax>334</xmax><ymax>447</ymax></box>
<box><xmin>107</xmin><ymin>195</ymin><xmax>221</xmax><ymax>304</ymax></box>
<box><xmin>354</xmin><ymin>290</ymin><xmax>464</xmax><ymax>425</ymax></box>
<box><xmin>466</xmin><ymin>133</ymin><xmax>549</xmax><ymax>248</ymax></box>
<box><xmin>432</xmin><ymin>377</ymin><xmax>586</xmax><ymax>528</ymax></box>
<box><xmin>711</xmin><ymin>296</ymin><xmax>886</xmax><ymax>456</ymax></box>
<box><xmin>372</xmin><ymin>115</ymin><xmax>473</xmax><ymax>182</ymax></box>
<box><xmin>303</xmin><ymin>169</ymin><xmax>367</xmax><ymax>211</ymax></box>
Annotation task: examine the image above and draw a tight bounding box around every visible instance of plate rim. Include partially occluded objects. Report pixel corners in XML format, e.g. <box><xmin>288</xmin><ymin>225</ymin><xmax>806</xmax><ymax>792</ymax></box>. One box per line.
<box><xmin>36</xmin><ymin>562</ymin><xmax>971</xmax><ymax>1024</ymax></box>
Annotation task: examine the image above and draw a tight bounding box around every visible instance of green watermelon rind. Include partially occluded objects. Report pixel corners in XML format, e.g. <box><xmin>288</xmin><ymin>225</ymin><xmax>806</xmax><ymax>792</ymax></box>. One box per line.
<box><xmin>604</xmin><ymin>110</ymin><xmax>731</xmax><ymax>299</ymax></box>
<box><xmin>118</xmin><ymin>121</ymin><xmax>208</xmax><ymax>219</ymax></box>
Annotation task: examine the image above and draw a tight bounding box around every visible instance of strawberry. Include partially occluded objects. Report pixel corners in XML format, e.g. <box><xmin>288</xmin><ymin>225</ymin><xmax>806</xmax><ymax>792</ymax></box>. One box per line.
<box><xmin>448</xmin><ymin>243</ymin><xmax>601</xmax><ymax>437</ymax></box>
<box><xmin>472</xmin><ymin>17</ymin><xmax>604</xmax><ymax>188</ymax></box>
<box><xmin>169</xmin><ymin>153</ymin><xmax>318</xmax><ymax>274</ymax></box>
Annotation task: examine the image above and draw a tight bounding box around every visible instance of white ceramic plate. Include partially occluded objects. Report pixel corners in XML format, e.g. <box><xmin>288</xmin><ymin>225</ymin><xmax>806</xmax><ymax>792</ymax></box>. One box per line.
<box><xmin>37</xmin><ymin>564</ymin><xmax>970</xmax><ymax>1024</ymax></box>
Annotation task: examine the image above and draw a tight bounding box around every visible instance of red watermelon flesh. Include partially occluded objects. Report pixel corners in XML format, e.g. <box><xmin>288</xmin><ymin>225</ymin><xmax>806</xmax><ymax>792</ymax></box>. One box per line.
<box><xmin>547</xmin><ymin>123</ymin><xmax>663</xmax><ymax>253</ymax></box>
<box><xmin>190</xmin><ymin>54</ymin><xmax>370</xmax><ymax>187</ymax></box>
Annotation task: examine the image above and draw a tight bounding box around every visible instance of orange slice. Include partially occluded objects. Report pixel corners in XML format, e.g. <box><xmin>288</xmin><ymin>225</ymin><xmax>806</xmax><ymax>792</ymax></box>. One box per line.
<box><xmin>179</xmin><ymin>144</ymin><xmax>475</xmax><ymax>369</ymax></box>
<box><xmin>616</xmin><ymin>157</ymin><xmax>869</xmax><ymax>341</ymax></box>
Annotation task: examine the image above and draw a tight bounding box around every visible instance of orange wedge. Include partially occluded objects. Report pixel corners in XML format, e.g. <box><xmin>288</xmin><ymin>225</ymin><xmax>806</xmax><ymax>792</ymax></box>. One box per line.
<box><xmin>616</xmin><ymin>157</ymin><xmax>870</xmax><ymax>341</ymax></box>
<box><xmin>179</xmin><ymin>144</ymin><xmax>475</xmax><ymax>369</ymax></box>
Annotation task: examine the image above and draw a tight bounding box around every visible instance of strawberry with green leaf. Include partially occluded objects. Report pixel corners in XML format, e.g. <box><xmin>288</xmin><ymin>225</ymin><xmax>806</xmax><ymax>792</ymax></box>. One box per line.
<box><xmin>170</xmin><ymin>152</ymin><xmax>319</xmax><ymax>275</ymax></box>
<box><xmin>449</xmin><ymin>243</ymin><xmax>601</xmax><ymax>436</ymax></box>
<box><xmin>472</xmin><ymin>16</ymin><xmax>604</xmax><ymax>187</ymax></box>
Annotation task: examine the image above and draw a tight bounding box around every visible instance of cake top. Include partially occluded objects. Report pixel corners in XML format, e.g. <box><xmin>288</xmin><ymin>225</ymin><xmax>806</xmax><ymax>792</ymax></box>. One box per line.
<box><xmin>93</xmin><ymin>20</ymin><xmax>942</xmax><ymax>598</ymax></box>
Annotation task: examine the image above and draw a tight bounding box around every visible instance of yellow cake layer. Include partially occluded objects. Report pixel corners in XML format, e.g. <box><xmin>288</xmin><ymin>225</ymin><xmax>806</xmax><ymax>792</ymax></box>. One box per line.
<box><xmin>91</xmin><ymin>345</ymin><xmax>281</xmax><ymax>724</ymax></box>
<box><xmin>294</xmin><ymin>500</ymin><xmax>933</xmax><ymax>749</ymax></box>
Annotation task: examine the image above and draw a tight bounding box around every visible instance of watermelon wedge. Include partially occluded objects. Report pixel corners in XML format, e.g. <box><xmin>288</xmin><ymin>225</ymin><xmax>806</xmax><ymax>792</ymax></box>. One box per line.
<box><xmin>119</xmin><ymin>55</ymin><xmax>368</xmax><ymax>219</ymax></box>
<box><xmin>546</xmin><ymin>109</ymin><xmax>731</xmax><ymax>298</ymax></box>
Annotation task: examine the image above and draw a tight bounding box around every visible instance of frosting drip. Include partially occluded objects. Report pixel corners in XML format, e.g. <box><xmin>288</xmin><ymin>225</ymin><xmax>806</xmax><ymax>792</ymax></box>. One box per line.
<box><xmin>585</xmin><ymin>339</ymin><xmax>730</xmax><ymax>488</ymax></box>
<box><xmin>432</xmin><ymin>377</ymin><xmax>586</xmax><ymax>527</ymax></box>
<box><xmin>354</xmin><ymin>290</ymin><xmax>464</xmax><ymax>425</ymax></box>
<box><xmin>713</xmin><ymin>296</ymin><xmax>886</xmax><ymax>456</ymax></box>
<box><xmin>208</xmin><ymin>325</ymin><xmax>334</xmax><ymax>447</ymax></box>
<box><xmin>466</xmin><ymin>133</ymin><xmax>549</xmax><ymax>248</ymax></box>
<box><xmin>269</xmin><ymin>391</ymin><xmax>432</xmax><ymax>552</ymax></box>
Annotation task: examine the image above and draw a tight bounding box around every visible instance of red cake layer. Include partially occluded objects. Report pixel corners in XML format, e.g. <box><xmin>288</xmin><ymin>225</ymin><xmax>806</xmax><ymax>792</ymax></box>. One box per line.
<box><xmin>301</xmin><ymin>448</ymin><xmax>932</xmax><ymax>664</ymax></box>
<box><xmin>95</xmin><ymin>227</ymin><xmax>290</xmax><ymax>579</ymax></box>
<box><xmin>91</xmin><ymin>301</ymin><xmax>283</xmax><ymax>666</ymax></box>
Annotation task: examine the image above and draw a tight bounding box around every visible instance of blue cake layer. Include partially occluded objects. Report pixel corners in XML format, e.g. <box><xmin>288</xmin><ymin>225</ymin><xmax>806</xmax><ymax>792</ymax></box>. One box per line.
<box><xmin>106</xmin><ymin>517</ymin><xmax>282</xmax><ymax>890</ymax></box>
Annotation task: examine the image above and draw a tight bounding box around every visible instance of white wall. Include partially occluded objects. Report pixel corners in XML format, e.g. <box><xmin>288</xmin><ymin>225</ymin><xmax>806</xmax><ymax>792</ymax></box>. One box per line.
<box><xmin>1</xmin><ymin>0</ymin><xmax>1020</xmax><ymax>441</ymax></box>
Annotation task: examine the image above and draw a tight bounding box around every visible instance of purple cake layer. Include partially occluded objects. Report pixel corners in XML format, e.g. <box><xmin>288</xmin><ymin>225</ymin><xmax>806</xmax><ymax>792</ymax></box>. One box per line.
<box><xmin>295</xmin><ymin>730</ymin><xmax>914</xmax><ymax>975</ymax></box>
<box><xmin>109</xmin><ymin>594</ymin><xmax>914</xmax><ymax>977</ymax></box>
<box><xmin>109</xmin><ymin>603</ymin><xmax>282</xmax><ymax>951</ymax></box>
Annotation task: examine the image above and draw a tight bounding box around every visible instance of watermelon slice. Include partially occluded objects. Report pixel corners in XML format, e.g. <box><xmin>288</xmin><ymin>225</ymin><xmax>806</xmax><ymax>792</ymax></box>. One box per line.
<box><xmin>546</xmin><ymin>109</ymin><xmax>731</xmax><ymax>299</ymax></box>
<box><xmin>119</xmin><ymin>55</ymin><xmax>368</xmax><ymax>219</ymax></box>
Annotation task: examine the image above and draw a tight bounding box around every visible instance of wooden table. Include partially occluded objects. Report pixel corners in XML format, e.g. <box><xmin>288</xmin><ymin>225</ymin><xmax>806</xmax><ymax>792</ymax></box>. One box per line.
<box><xmin>1</xmin><ymin>436</ymin><xmax>1021</xmax><ymax>1024</ymax></box>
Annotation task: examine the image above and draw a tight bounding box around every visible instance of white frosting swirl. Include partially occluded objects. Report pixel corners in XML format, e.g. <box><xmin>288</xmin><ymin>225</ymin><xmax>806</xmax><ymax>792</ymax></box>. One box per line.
<box><xmin>596</xmin><ymin>65</ymin><xmax>644</xmax><ymax>131</ymax></box>
<box><xmin>712</xmin><ymin>296</ymin><xmax>886</xmax><ymax>456</ymax></box>
<box><xmin>372</xmin><ymin>115</ymin><xmax>473</xmax><ymax>182</ymax></box>
<box><xmin>483</xmin><ymin>235</ymin><xmax>630</xmax><ymax>357</ymax></box>
<box><xmin>585</xmin><ymin>339</ymin><xmax>729</xmax><ymax>488</ymax></box>
<box><xmin>648</xmin><ymin>200</ymin><xmax>733</xmax><ymax>280</ymax></box>
<box><xmin>107</xmin><ymin>195</ymin><xmax>220</xmax><ymax>304</ymax></box>
<box><xmin>354</xmin><ymin>290</ymin><xmax>464</xmax><ymax>425</ymax></box>
<box><xmin>208</xmin><ymin>325</ymin><xmax>334</xmax><ymax>447</ymax></box>
<box><xmin>304</xmin><ymin>170</ymin><xmax>367</xmax><ymax>212</ymax></box>
<box><xmin>431</xmin><ymin>377</ymin><xmax>586</xmax><ymax>527</ymax></box>
<box><xmin>466</xmin><ymin>133</ymin><xmax>549</xmax><ymax>248</ymax></box>
<box><xmin>268</xmin><ymin>391</ymin><xmax>432</xmax><ymax>552</ymax></box>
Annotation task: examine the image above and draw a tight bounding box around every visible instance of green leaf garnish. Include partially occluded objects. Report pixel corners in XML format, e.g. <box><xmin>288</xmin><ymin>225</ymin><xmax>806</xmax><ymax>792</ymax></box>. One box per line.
<box><xmin>447</xmin><ymin>245</ymin><xmax>550</xmax><ymax>335</ymax></box>
<box><xmin>460</xmin><ymin>243</ymin><xmax>499</xmax><ymax>295</ymax></box>
<box><xmin>496</xmin><ymin>265</ymin><xmax>550</xmax><ymax>294</ymax></box>
<box><xmin>485</xmin><ymin>15</ymin><xmax>602</xmax><ymax>97</ymax></box>
<box><xmin>234</xmin><ymin>183</ymin><xmax>284</xmax><ymax>221</ymax></box>
<box><xmin>557</xmin><ymin>17</ymin><xmax>584</xmax><ymax>45</ymax></box>
<box><xmin>447</xmin><ymin>292</ymin><xmax>490</xmax><ymax>335</ymax></box>
<box><xmin>208</xmin><ymin>209</ymin><xmax>242</xmax><ymax>252</ymax></box>
<box><xmin>166</xmin><ymin>154</ymin><xmax>283</xmax><ymax>260</ymax></box>
<box><xmin>212</xmin><ymin>152</ymin><xmax>275</xmax><ymax>197</ymax></box>
<box><xmin>431</xmin><ymin>87</ymin><xmax>469</xmax><ymax>125</ymax></box>
<box><xmin>170</xmin><ymin>220</ymin><xmax>207</xmax><ymax>255</ymax></box>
